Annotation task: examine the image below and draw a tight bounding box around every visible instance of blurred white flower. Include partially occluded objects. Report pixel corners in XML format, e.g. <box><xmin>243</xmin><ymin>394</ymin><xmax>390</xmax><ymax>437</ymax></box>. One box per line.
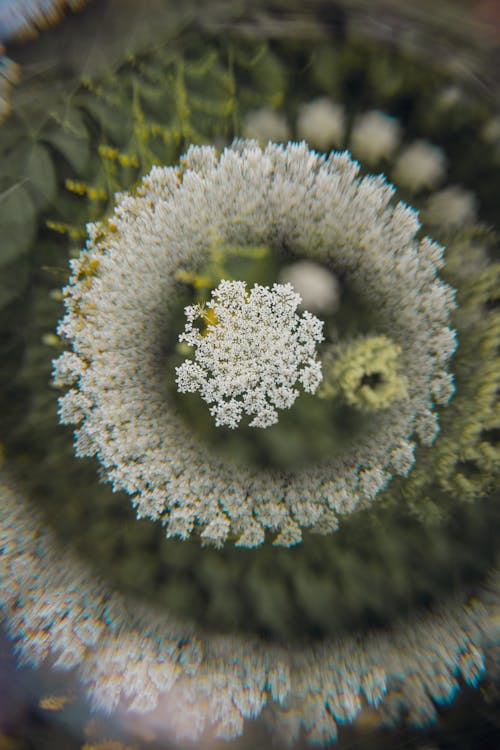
<box><xmin>0</xmin><ymin>474</ymin><xmax>495</xmax><ymax>744</ymax></box>
<box><xmin>392</xmin><ymin>140</ymin><xmax>446</xmax><ymax>192</ymax></box>
<box><xmin>423</xmin><ymin>185</ymin><xmax>477</xmax><ymax>229</ymax></box>
<box><xmin>481</xmin><ymin>116</ymin><xmax>500</xmax><ymax>143</ymax></box>
<box><xmin>350</xmin><ymin>110</ymin><xmax>401</xmax><ymax>165</ymax></box>
<box><xmin>296</xmin><ymin>97</ymin><xmax>345</xmax><ymax>152</ymax></box>
<box><xmin>279</xmin><ymin>259</ymin><xmax>340</xmax><ymax>314</ymax></box>
<box><xmin>242</xmin><ymin>106</ymin><xmax>290</xmax><ymax>143</ymax></box>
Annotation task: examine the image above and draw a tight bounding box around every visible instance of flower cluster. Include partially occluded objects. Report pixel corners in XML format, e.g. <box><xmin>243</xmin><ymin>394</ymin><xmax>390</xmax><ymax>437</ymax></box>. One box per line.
<box><xmin>320</xmin><ymin>335</ymin><xmax>410</xmax><ymax>413</ymax></box>
<box><xmin>176</xmin><ymin>280</ymin><xmax>324</xmax><ymax>429</ymax></box>
<box><xmin>54</xmin><ymin>141</ymin><xmax>456</xmax><ymax>547</ymax></box>
<box><xmin>0</xmin><ymin>473</ymin><xmax>495</xmax><ymax>744</ymax></box>
<box><xmin>350</xmin><ymin>110</ymin><xmax>401</xmax><ymax>165</ymax></box>
<box><xmin>293</xmin><ymin>100</ymin><xmax>448</xmax><ymax>195</ymax></box>
<box><xmin>242</xmin><ymin>105</ymin><xmax>290</xmax><ymax>143</ymax></box>
<box><xmin>295</xmin><ymin>98</ymin><xmax>345</xmax><ymax>152</ymax></box>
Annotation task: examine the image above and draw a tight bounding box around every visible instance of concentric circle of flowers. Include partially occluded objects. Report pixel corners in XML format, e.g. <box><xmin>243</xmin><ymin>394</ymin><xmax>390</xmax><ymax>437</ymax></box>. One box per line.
<box><xmin>0</xmin><ymin>474</ymin><xmax>496</xmax><ymax>744</ymax></box>
<box><xmin>175</xmin><ymin>280</ymin><xmax>324</xmax><ymax>429</ymax></box>
<box><xmin>54</xmin><ymin>141</ymin><xmax>456</xmax><ymax>547</ymax></box>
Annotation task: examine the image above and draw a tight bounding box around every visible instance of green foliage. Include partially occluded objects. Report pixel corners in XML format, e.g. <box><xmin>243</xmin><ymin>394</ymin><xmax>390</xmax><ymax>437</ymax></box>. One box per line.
<box><xmin>0</xmin><ymin>33</ymin><xmax>288</xmax><ymax>404</ymax></box>
<box><xmin>379</xmin><ymin>229</ymin><xmax>500</xmax><ymax>522</ymax></box>
<box><xmin>45</xmin><ymin>38</ymin><xmax>287</xmax><ymax>234</ymax></box>
<box><xmin>0</xmin><ymin>184</ymin><xmax>36</xmax><ymax>266</ymax></box>
<box><xmin>41</xmin><ymin>106</ymin><xmax>90</xmax><ymax>175</ymax></box>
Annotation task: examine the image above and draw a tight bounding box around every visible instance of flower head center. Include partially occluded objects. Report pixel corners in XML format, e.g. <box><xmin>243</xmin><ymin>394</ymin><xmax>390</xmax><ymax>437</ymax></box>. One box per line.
<box><xmin>175</xmin><ymin>279</ymin><xmax>324</xmax><ymax>429</ymax></box>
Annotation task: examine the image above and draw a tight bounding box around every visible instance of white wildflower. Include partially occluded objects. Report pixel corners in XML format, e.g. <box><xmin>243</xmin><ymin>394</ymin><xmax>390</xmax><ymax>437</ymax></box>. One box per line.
<box><xmin>54</xmin><ymin>142</ymin><xmax>456</xmax><ymax>547</ymax></box>
<box><xmin>279</xmin><ymin>260</ymin><xmax>340</xmax><ymax>314</ymax></box>
<box><xmin>0</xmin><ymin>461</ymin><xmax>484</xmax><ymax>750</ymax></box>
<box><xmin>349</xmin><ymin>110</ymin><xmax>401</xmax><ymax>165</ymax></box>
<box><xmin>296</xmin><ymin>98</ymin><xmax>345</xmax><ymax>152</ymax></box>
<box><xmin>423</xmin><ymin>186</ymin><xmax>477</xmax><ymax>229</ymax></box>
<box><xmin>242</xmin><ymin>106</ymin><xmax>290</xmax><ymax>143</ymax></box>
<box><xmin>481</xmin><ymin>116</ymin><xmax>500</xmax><ymax>143</ymax></box>
<box><xmin>176</xmin><ymin>280</ymin><xmax>324</xmax><ymax>429</ymax></box>
<box><xmin>392</xmin><ymin>140</ymin><xmax>446</xmax><ymax>192</ymax></box>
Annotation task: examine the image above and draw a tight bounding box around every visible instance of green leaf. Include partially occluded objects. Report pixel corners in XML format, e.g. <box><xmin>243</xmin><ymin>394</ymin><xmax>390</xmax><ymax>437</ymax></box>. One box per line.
<box><xmin>0</xmin><ymin>184</ymin><xmax>36</xmax><ymax>265</ymax></box>
<box><xmin>0</xmin><ymin>139</ymin><xmax>56</xmax><ymax>211</ymax></box>
<box><xmin>43</xmin><ymin>107</ymin><xmax>90</xmax><ymax>175</ymax></box>
<box><xmin>246</xmin><ymin>48</ymin><xmax>287</xmax><ymax>101</ymax></box>
<box><xmin>77</xmin><ymin>93</ymin><xmax>131</xmax><ymax>145</ymax></box>
<box><xmin>0</xmin><ymin>257</ymin><xmax>30</xmax><ymax>308</ymax></box>
<box><xmin>23</xmin><ymin>143</ymin><xmax>57</xmax><ymax>210</ymax></box>
<box><xmin>310</xmin><ymin>44</ymin><xmax>343</xmax><ymax>96</ymax></box>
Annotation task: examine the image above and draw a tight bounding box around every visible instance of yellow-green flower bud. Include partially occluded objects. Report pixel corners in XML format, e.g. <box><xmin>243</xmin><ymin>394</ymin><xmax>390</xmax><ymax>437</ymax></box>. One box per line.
<box><xmin>320</xmin><ymin>335</ymin><xmax>408</xmax><ymax>412</ymax></box>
